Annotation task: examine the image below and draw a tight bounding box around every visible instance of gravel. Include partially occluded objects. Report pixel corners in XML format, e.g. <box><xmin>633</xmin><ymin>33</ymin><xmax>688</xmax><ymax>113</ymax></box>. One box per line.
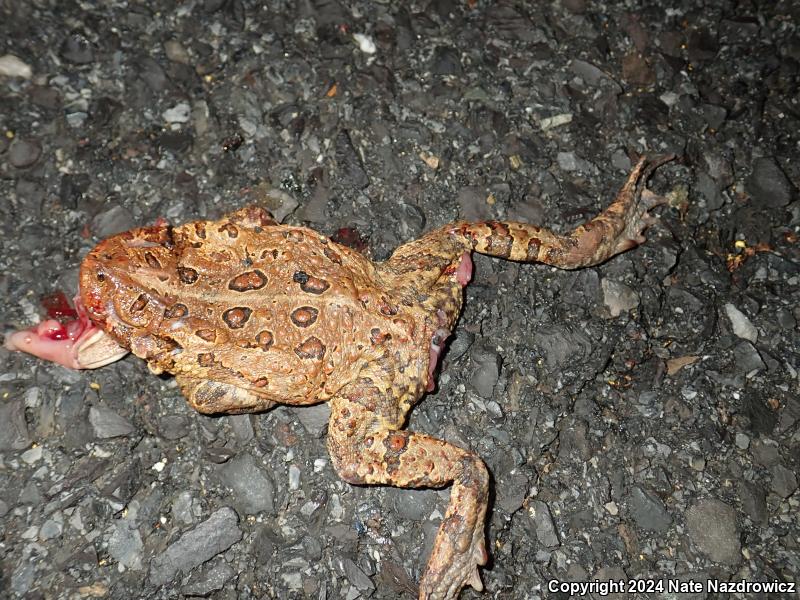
<box><xmin>149</xmin><ymin>506</ymin><xmax>243</xmax><ymax>586</ymax></box>
<box><xmin>1</xmin><ymin>2</ymin><xmax>798</xmax><ymax>599</ymax></box>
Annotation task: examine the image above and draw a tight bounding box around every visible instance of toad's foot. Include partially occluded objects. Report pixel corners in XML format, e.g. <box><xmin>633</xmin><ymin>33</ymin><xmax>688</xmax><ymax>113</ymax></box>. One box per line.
<box><xmin>328</xmin><ymin>394</ymin><xmax>489</xmax><ymax>600</ymax></box>
<box><xmin>5</xmin><ymin>296</ymin><xmax>128</xmax><ymax>369</ymax></box>
<box><xmin>418</xmin><ymin>472</ymin><xmax>489</xmax><ymax>600</ymax></box>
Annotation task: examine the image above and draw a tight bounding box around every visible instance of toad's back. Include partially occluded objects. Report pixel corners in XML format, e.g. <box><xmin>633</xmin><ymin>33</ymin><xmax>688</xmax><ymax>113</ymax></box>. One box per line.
<box><xmin>79</xmin><ymin>207</ymin><xmax>408</xmax><ymax>405</ymax></box>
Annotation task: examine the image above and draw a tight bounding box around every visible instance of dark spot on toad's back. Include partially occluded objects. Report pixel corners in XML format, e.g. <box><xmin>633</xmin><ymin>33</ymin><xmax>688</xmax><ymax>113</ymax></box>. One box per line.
<box><xmin>228</xmin><ymin>269</ymin><xmax>268</xmax><ymax>291</ymax></box>
<box><xmin>290</xmin><ymin>306</ymin><xmax>319</xmax><ymax>327</ymax></box>
<box><xmin>178</xmin><ymin>267</ymin><xmax>199</xmax><ymax>284</ymax></box>
<box><xmin>294</xmin><ymin>271</ymin><xmax>330</xmax><ymax>294</ymax></box>
<box><xmin>219</xmin><ymin>223</ymin><xmax>238</xmax><ymax>238</ymax></box>
<box><xmin>294</xmin><ymin>336</ymin><xmax>325</xmax><ymax>360</ymax></box>
<box><xmin>222</xmin><ymin>307</ymin><xmax>252</xmax><ymax>329</ymax></box>
<box><xmin>255</xmin><ymin>330</ymin><xmax>274</xmax><ymax>350</ymax></box>
<box><xmin>164</xmin><ymin>303</ymin><xmax>188</xmax><ymax>318</ymax></box>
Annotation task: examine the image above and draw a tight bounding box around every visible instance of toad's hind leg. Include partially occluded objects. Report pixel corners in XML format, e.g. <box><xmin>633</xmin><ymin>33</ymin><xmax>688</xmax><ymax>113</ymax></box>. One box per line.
<box><xmin>457</xmin><ymin>154</ymin><xmax>674</xmax><ymax>269</ymax></box>
<box><xmin>328</xmin><ymin>396</ymin><xmax>489</xmax><ymax>600</ymax></box>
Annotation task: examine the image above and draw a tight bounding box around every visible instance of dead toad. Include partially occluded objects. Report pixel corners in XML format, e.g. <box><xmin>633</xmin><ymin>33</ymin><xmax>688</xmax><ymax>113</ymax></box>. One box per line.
<box><xmin>6</xmin><ymin>155</ymin><xmax>673</xmax><ymax>600</ymax></box>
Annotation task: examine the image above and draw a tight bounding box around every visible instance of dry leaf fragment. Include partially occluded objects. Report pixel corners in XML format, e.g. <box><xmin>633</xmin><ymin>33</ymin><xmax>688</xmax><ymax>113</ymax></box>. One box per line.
<box><xmin>666</xmin><ymin>355</ymin><xmax>700</xmax><ymax>375</ymax></box>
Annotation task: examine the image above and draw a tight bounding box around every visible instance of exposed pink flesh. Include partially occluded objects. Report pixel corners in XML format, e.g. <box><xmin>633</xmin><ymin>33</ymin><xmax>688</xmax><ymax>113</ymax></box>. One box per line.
<box><xmin>456</xmin><ymin>252</ymin><xmax>473</xmax><ymax>286</ymax></box>
<box><xmin>5</xmin><ymin>296</ymin><xmax>126</xmax><ymax>369</ymax></box>
<box><xmin>5</xmin><ymin>316</ymin><xmax>97</xmax><ymax>369</ymax></box>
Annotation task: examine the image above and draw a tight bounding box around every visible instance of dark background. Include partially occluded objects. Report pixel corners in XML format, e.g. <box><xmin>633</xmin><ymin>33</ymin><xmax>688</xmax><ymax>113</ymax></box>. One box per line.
<box><xmin>1</xmin><ymin>1</ymin><xmax>798</xmax><ymax>599</ymax></box>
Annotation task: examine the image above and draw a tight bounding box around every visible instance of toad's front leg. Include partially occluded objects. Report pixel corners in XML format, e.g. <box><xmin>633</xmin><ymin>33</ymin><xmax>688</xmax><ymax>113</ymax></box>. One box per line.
<box><xmin>327</xmin><ymin>395</ymin><xmax>489</xmax><ymax>600</ymax></box>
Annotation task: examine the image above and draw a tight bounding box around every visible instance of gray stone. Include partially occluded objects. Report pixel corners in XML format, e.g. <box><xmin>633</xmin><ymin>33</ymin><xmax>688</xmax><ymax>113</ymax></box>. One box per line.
<box><xmin>0</xmin><ymin>399</ymin><xmax>31</xmax><ymax>450</ymax></box>
<box><xmin>529</xmin><ymin>500</ymin><xmax>559</xmax><ymax>548</ymax></box>
<box><xmin>695</xmin><ymin>171</ymin><xmax>724</xmax><ymax>211</ymax></box>
<box><xmin>294</xmin><ymin>403</ymin><xmax>331</xmax><ymax>438</ymax></box>
<box><xmin>215</xmin><ymin>453</ymin><xmax>276</xmax><ymax>515</ymax></box>
<box><xmin>444</xmin><ymin>330</ymin><xmax>474</xmax><ymax>365</ymax></box>
<box><xmin>430</xmin><ymin>45</ymin><xmax>463</xmax><ymax>76</ymax></box>
<box><xmin>469</xmin><ymin>343</ymin><xmax>501</xmax><ymax>398</ymax></box>
<box><xmin>172</xmin><ymin>491</ymin><xmax>201</xmax><ymax>525</ymax></box>
<box><xmin>685</xmin><ymin>499</ymin><xmax>741</xmax><ymax>565</ymax></box>
<box><xmin>181</xmin><ymin>561</ymin><xmax>235</xmax><ymax>596</ymax></box>
<box><xmin>18</xmin><ymin>481</ymin><xmax>42</xmax><ymax>506</ymax></box>
<box><xmin>158</xmin><ymin>414</ymin><xmax>190</xmax><ymax>440</ymax></box>
<box><xmin>734</xmin><ymin>433</ymin><xmax>750</xmax><ymax>449</ymax></box>
<box><xmin>162</xmin><ymin>102</ymin><xmax>191</xmax><ymax>123</ymax></box>
<box><xmin>137</xmin><ymin>56</ymin><xmax>167</xmax><ymax>92</ymax></box>
<box><xmin>592</xmin><ymin>566</ymin><xmax>628</xmax><ymax>600</ymax></box>
<box><xmin>228</xmin><ymin>414</ymin><xmax>254</xmax><ymax>444</ymax></box>
<box><xmin>8</xmin><ymin>138</ymin><xmax>42</xmax><ymax>168</ymax></box>
<box><xmin>556</xmin><ymin>151</ymin><xmax>596</xmax><ymax>173</ymax></box>
<box><xmin>11</xmin><ymin>558</ymin><xmax>35</xmax><ymax>596</ymax></box>
<box><xmin>628</xmin><ymin>486</ymin><xmax>672</xmax><ymax>532</ymax></box>
<box><xmin>60</xmin><ymin>33</ymin><xmax>94</xmax><ymax>64</ymax></box>
<box><xmin>89</xmin><ymin>406</ymin><xmax>135</xmax><ymax>438</ymax></box>
<box><xmin>496</xmin><ymin>470</ymin><xmax>529</xmax><ymax>514</ymax></box>
<box><xmin>390</xmin><ymin>487</ymin><xmax>436</xmax><ymax>521</ymax></box>
<box><xmin>724</xmin><ymin>303</ymin><xmax>758</xmax><ymax>343</ymax></box>
<box><xmin>39</xmin><ymin>517</ymin><xmax>63</xmax><ymax>540</ymax></box>
<box><xmin>570</xmin><ymin>59</ymin><xmax>618</xmax><ymax>88</ymax></box>
<box><xmin>108</xmin><ymin>520</ymin><xmax>144</xmax><ymax>570</ymax></box>
<box><xmin>334</xmin><ymin>130</ymin><xmax>369</xmax><ymax>190</ymax></box>
<box><xmin>602</xmin><ymin>278</ymin><xmax>639</xmax><ymax>317</ymax></box>
<box><xmin>702</xmin><ymin>151</ymin><xmax>734</xmax><ymax>188</ymax></box>
<box><xmin>457</xmin><ymin>185</ymin><xmax>491</xmax><ymax>221</ymax></box>
<box><xmin>751</xmin><ymin>439</ymin><xmax>780</xmax><ymax>466</ymax></box>
<box><xmin>259</xmin><ymin>188</ymin><xmax>299</xmax><ymax>223</ymax></box>
<box><xmin>535</xmin><ymin>325</ymin><xmax>592</xmax><ymax>369</ymax></box>
<box><xmin>770</xmin><ymin>464</ymin><xmax>798</xmax><ymax>499</ymax></box>
<box><xmin>149</xmin><ymin>507</ymin><xmax>242</xmax><ymax>586</ymax></box>
<box><xmin>340</xmin><ymin>557</ymin><xmax>375</xmax><ymax>592</ymax></box>
<box><xmin>91</xmin><ymin>205</ymin><xmax>136</xmax><ymax>238</ymax></box>
<box><xmin>737</xmin><ymin>480</ymin><xmax>767</xmax><ymax>525</ymax></box>
<box><xmin>164</xmin><ymin>40</ymin><xmax>191</xmax><ymax>64</ymax></box>
<box><xmin>0</xmin><ymin>54</ymin><xmax>32</xmax><ymax>78</ymax></box>
<box><xmin>732</xmin><ymin>341</ymin><xmax>765</xmax><ymax>373</ymax></box>
<box><xmin>746</xmin><ymin>157</ymin><xmax>794</xmax><ymax>208</ymax></box>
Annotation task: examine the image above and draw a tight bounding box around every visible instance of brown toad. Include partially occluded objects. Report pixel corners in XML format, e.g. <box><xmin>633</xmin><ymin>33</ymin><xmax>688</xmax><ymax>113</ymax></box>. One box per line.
<box><xmin>6</xmin><ymin>155</ymin><xmax>673</xmax><ymax>600</ymax></box>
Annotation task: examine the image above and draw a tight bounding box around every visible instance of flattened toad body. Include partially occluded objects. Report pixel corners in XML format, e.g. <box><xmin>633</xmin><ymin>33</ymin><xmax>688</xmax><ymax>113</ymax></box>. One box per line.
<box><xmin>6</xmin><ymin>156</ymin><xmax>673</xmax><ymax>600</ymax></box>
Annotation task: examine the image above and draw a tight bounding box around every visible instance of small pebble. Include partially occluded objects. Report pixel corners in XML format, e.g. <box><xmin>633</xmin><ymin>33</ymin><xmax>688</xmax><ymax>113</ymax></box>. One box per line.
<box><xmin>689</xmin><ymin>456</ymin><xmax>706</xmax><ymax>471</ymax></box>
<box><xmin>164</xmin><ymin>39</ymin><xmax>191</xmax><ymax>64</ymax></box>
<box><xmin>724</xmin><ymin>303</ymin><xmax>758</xmax><ymax>343</ymax></box>
<box><xmin>353</xmin><ymin>33</ymin><xmax>376</xmax><ymax>54</ymax></box>
<box><xmin>163</xmin><ymin>102</ymin><xmax>191</xmax><ymax>124</ymax></box>
<box><xmin>289</xmin><ymin>464</ymin><xmax>301</xmax><ymax>490</ymax></box>
<box><xmin>60</xmin><ymin>33</ymin><xmax>94</xmax><ymax>64</ymax></box>
<box><xmin>602</xmin><ymin>278</ymin><xmax>639</xmax><ymax>317</ymax></box>
<box><xmin>8</xmin><ymin>138</ymin><xmax>42</xmax><ymax>168</ymax></box>
<box><xmin>0</xmin><ymin>54</ymin><xmax>33</xmax><ymax>78</ymax></box>
<box><xmin>21</xmin><ymin>446</ymin><xmax>42</xmax><ymax>464</ymax></box>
